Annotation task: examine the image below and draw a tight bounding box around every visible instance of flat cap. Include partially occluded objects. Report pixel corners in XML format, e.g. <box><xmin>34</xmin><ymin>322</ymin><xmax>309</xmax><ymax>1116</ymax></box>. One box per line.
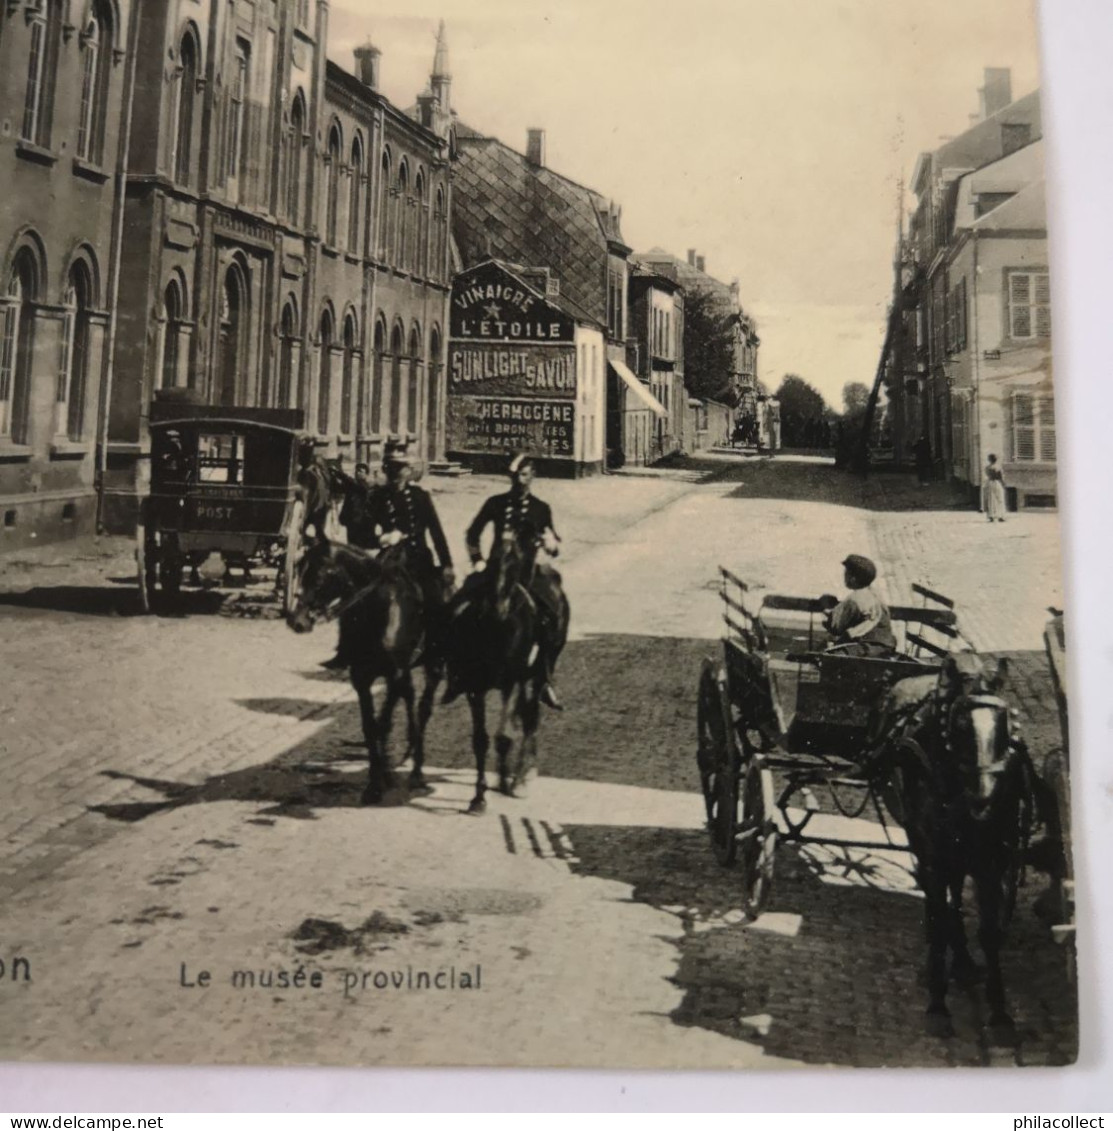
<box><xmin>842</xmin><ymin>554</ymin><xmax>877</xmax><ymax>584</ymax></box>
<box><xmin>382</xmin><ymin>436</ymin><xmax>414</xmax><ymax>465</ymax></box>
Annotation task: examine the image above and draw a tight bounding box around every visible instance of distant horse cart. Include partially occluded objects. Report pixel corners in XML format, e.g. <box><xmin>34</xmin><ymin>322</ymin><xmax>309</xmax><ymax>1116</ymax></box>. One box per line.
<box><xmin>697</xmin><ymin>568</ymin><xmax>1042</xmax><ymax>1038</ymax></box>
<box><xmin>137</xmin><ymin>402</ymin><xmax>309</xmax><ymax>613</ymax></box>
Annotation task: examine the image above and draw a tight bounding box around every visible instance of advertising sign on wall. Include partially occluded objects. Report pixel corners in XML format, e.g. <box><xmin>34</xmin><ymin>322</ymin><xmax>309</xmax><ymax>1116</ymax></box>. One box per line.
<box><xmin>446</xmin><ymin>397</ymin><xmax>575</xmax><ymax>457</ymax></box>
<box><xmin>448</xmin><ymin>262</ymin><xmax>583</xmax><ymax>463</ymax></box>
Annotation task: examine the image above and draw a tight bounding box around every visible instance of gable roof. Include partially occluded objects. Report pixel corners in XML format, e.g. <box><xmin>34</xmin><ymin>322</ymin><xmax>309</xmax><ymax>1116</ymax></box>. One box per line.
<box><xmin>451</xmin><ymin>124</ymin><xmax>627</xmax><ymax>324</ymax></box>
<box><xmin>970</xmin><ymin>179</ymin><xmax>1047</xmax><ymax>232</ymax></box>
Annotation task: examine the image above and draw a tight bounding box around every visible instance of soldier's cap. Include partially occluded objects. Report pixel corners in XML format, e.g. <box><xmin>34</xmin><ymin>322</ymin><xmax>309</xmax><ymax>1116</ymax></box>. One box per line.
<box><xmin>842</xmin><ymin>554</ymin><xmax>877</xmax><ymax>584</ymax></box>
<box><xmin>507</xmin><ymin>452</ymin><xmax>535</xmax><ymax>476</ymax></box>
<box><xmin>382</xmin><ymin>437</ymin><xmax>413</xmax><ymax>466</ymax></box>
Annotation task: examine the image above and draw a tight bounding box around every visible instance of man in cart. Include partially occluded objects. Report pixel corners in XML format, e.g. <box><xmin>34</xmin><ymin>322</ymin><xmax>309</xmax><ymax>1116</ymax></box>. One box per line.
<box><xmin>821</xmin><ymin>553</ymin><xmax>896</xmax><ymax>655</ymax></box>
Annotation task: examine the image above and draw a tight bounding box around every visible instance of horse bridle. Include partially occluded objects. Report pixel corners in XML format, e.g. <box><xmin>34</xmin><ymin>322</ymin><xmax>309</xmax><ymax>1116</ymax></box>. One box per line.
<box><xmin>943</xmin><ymin>691</ymin><xmax>1019</xmax><ymax>798</ymax></box>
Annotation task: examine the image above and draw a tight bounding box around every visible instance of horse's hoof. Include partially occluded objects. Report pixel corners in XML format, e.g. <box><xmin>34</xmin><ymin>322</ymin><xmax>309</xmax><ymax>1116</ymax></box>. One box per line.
<box><xmin>408</xmin><ymin>770</ymin><xmax>427</xmax><ymax>791</ymax></box>
<box><xmin>925</xmin><ymin>1011</ymin><xmax>955</xmax><ymax>1040</ymax></box>
<box><xmin>467</xmin><ymin>797</ymin><xmax>487</xmax><ymax>815</ymax></box>
<box><xmin>361</xmin><ymin>787</ymin><xmax>384</xmax><ymax>806</ymax></box>
<box><xmin>498</xmin><ymin>778</ymin><xmax>514</xmax><ymax>797</ymax></box>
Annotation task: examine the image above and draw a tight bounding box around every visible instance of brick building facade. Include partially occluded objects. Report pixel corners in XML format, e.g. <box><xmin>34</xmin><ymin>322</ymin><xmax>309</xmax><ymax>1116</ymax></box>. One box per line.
<box><xmin>0</xmin><ymin>0</ymin><xmax>138</xmax><ymax>550</ymax></box>
<box><xmin>100</xmin><ymin>3</ymin><xmax>455</xmax><ymax>532</ymax></box>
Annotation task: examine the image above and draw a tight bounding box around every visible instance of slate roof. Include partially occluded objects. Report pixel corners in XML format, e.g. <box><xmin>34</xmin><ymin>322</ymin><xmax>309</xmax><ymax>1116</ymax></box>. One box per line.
<box><xmin>953</xmin><ymin>140</ymin><xmax>1045</xmax><ymax>231</ymax></box>
<box><xmin>970</xmin><ymin>179</ymin><xmax>1046</xmax><ymax>232</ymax></box>
<box><xmin>451</xmin><ymin>124</ymin><xmax>626</xmax><ymax>325</ymax></box>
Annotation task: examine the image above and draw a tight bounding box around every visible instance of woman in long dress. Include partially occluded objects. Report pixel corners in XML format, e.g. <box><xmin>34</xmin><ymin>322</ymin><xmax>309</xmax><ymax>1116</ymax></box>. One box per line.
<box><xmin>983</xmin><ymin>453</ymin><xmax>1007</xmax><ymax>522</ymax></box>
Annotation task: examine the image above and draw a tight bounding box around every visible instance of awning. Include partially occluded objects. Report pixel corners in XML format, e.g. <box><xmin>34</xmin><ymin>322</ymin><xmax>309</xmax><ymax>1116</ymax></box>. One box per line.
<box><xmin>609</xmin><ymin>359</ymin><xmax>667</xmax><ymax>418</ymax></box>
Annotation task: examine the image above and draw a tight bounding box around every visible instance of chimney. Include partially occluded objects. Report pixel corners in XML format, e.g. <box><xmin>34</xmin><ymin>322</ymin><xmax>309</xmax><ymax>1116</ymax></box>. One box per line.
<box><xmin>979</xmin><ymin>67</ymin><xmax>1012</xmax><ymax>119</ymax></box>
<box><xmin>687</xmin><ymin>249</ymin><xmax>697</xmax><ymax>266</ymax></box>
<box><xmin>354</xmin><ymin>42</ymin><xmax>382</xmax><ymax>90</ymax></box>
<box><xmin>696</xmin><ymin>255</ymin><xmax>706</xmax><ymax>273</ymax></box>
<box><xmin>526</xmin><ymin>128</ymin><xmax>546</xmax><ymax>167</ymax></box>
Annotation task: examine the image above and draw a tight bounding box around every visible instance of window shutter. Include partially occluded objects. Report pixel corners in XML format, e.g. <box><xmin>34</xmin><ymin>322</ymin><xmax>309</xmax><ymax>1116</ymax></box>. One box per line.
<box><xmin>1010</xmin><ymin>273</ymin><xmax>1031</xmax><ymax>338</ymax></box>
<box><xmin>1013</xmin><ymin>393</ymin><xmax>1035</xmax><ymax>461</ymax></box>
<box><xmin>1035</xmin><ymin>273</ymin><xmax>1052</xmax><ymax>337</ymax></box>
<box><xmin>1039</xmin><ymin>394</ymin><xmax>1057</xmax><ymax>462</ymax></box>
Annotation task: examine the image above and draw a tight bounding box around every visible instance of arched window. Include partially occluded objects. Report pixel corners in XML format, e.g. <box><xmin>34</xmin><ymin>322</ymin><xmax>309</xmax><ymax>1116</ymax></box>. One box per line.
<box><xmin>317</xmin><ymin>309</ymin><xmax>333</xmax><ymax>435</ymax></box>
<box><xmin>426</xmin><ymin>325</ymin><xmax>442</xmax><ymax>449</ymax></box>
<box><xmin>0</xmin><ymin>250</ymin><xmax>40</xmax><ymax>444</ymax></box>
<box><xmin>23</xmin><ymin>1</ymin><xmax>62</xmax><ymax>146</ymax></box>
<box><xmin>395</xmin><ymin>162</ymin><xmax>409</xmax><ymax>272</ymax></box>
<box><xmin>407</xmin><ymin>327</ymin><xmax>422</xmax><ymax>435</ymax></box>
<box><xmin>348</xmin><ymin>135</ymin><xmax>363</xmax><ymax>254</ymax></box>
<box><xmin>174</xmin><ymin>31</ymin><xmax>199</xmax><ymax>185</ymax></box>
<box><xmin>286</xmin><ymin>91</ymin><xmax>306</xmax><ymax>223</ymax></box>
<box><xmin>59</xmin><ymin>261</ymin><xmax>94</xmax><ymax>440</ymax></box>
<box><xmin>77</xmin><ymin>5</ymin><xmax>113</xmax><ymax>163</ymax></box>
<box><xmin>378</xmin><ymin>150</ymin><xmax>392</xmax><ymax>260</ymax></box>
<box><xmin>218</xmin><ymin>264</ymin><xmax>246</xmax><ymax>407</ymax></box>
<box><xmin>432</xmin><ymin>186</ymin><xmax>446</xmax><ymax>281</ymax></box>
<box><xmin>371</xmin><ymin>317</ymin><xmax>386</xmax><ymax>434</ymax></box>
<box><xmin>341</xmin><ymin>314</ymin><xmax>357</xmax><ymax>435</ymax></box>
<box><xmin>228</xmin><ymin>39</ymin><xmax>251</xmax><ymax>187</ymax></box>
<box><xmin>325</xmin><ymin>124</ymin><xmax>341</xmax><ymax>246</ymax></box>
<box><xmin>160</xmin><ymin>278</ymin><xmax>184</xmax><ymax>391</ymax></box>
<box><xmin>277</xmin><ymin>300</ymin><xmax>298</xmax><ymax>408</ymax></box>
<box><xmin>388</xmin><ymin>322</ymin><xmax>403</xmax><ymax>433</ymax></box>
<box><xmin>414</xmin><ymin>171</ymin><xmax>427</xmax><ymax>277</ymax></box>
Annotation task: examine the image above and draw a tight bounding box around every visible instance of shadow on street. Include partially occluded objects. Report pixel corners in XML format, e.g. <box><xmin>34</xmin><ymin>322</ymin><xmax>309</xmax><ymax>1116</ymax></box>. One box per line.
<box><xmin>562</xmin><ymin>822</ymin><xmax>1078</xmax><ymax>1068</ymax></box>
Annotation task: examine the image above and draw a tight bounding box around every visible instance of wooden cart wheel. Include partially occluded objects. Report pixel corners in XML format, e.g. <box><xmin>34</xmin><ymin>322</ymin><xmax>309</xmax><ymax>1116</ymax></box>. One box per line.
<box><xmin>697</xmin><ymin>660</ymin><xmax>724</xmax><ymax>820</ymax></box>
<box><xmin>136</xmin><ymin>520</ymin><xmax>151</xmax><ymax>614</ymax></box>
<box><xmin>282</xmin><ymin>499</ymin><xmax>306</xmax><ymax>617</ymax></box>
<box><xmin>738</xmin><ymin>757</ymin><xmax>777</xmax><ymax>919</ymax></box>
<box><xmin>776</xmin><ymin>778</ymin><xmax>815</xmax><ymax>840</ymax></box>
<box><xmin>697</xmin><ymin>660</ymin><xmax>739</xmax><ymax>864</ymax></box>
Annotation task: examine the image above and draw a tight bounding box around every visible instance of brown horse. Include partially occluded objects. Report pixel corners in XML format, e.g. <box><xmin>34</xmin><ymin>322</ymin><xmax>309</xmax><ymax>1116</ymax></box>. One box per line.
<box><xmin>875</xmin><ymin>652</ymin><xmax>1036</xmax><ymax>1041</ymax></box>
<box><xmin>286</xmin><ymin>540</ymin><xmax>440</xmax><ymax>804</ymax></box>
<box><xmin>443</xmin><ymin>531</ymin><xmax>569</xmax><ymax>813</ymax></box>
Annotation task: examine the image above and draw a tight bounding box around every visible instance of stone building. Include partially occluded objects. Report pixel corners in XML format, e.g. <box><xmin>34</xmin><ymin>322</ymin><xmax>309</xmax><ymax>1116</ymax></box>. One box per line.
<box><xmin>0</xmin><ymin>0</ymin><xmax>138</xmax><ymax>549</ymax></box>
<box><xmin>450</xmin><ymin>124</ymin><xmax>630</xmax><ymax>475</ymax></box>
<box><xmin>634</xmin><ymin>247</ymin><xmax>760</xmax><ymax>429</ymax></box>
<box><xmin>99</xmin><ymin>3</ymin><xmax>455</xmax><ymax>532</ymax></box>
<box><xmin>620</xmin><ymin>265</ymin><xmax>681</xmax><ymax>466</ymax></box>
<box><xmin>875</xmin><ymin>70</ymin><xmax>1053</xmax><ymax>508</ymax></box>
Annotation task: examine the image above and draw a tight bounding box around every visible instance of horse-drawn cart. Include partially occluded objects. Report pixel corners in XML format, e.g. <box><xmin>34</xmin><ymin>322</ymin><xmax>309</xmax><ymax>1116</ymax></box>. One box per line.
<box><xmin>696</xmin><ymin>567</ymin><xmax>963</xmax><ymax>918</ymax></box>
<box><xmin>137</xmin><ymin>400</ymin><xmax>308</xmax><ymax>613</ymax></box>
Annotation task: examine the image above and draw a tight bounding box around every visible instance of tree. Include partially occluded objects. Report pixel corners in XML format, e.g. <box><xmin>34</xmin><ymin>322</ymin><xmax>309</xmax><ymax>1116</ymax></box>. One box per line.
<box><xmin>842</xmin><ymin>381</ymin><xmax>870</xmax><ymax>415</ymax></box>
<box><xmin>775</xmin><ymin>374</ymin><xmax>830</xmax><ymax>447</ymax></box>
<box><xmin>682</xmin><ymin>287</ymin><xmax>738</xmax><ymax>406</ymax></box>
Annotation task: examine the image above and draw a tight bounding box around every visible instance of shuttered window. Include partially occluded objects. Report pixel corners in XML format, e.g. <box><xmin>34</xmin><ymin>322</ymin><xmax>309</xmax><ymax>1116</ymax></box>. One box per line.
<box><xmin>1008</xmin><ymin>272</ymin><xmax>1051</xmax><ymax>340</ymax></box>
<box><xmin>1011</xmin><ymin>391</ymin><xmax>1056</xmax><ymax>463</ymax></box>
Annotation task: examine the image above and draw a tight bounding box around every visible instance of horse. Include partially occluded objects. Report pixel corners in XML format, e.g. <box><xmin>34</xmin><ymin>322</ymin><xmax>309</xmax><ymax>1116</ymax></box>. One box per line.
<box><xmin>443</xmin><ymin>530</ymin><xmax>569</xmax><ymax>814</ymax></box>
<box><xmin>873</xmin><ymin>652</ymin><xmax>1036</xmax><ymax>1041</ymax></box>
<box><xmin>285</xmin><ymin>539</ymin><xmax>441</xmax><ymax>804</ymax></box>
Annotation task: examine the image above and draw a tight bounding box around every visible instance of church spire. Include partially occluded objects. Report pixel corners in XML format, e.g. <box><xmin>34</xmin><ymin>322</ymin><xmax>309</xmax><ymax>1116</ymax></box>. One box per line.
<box><xmin>431</xmin><ymin>20</ymin><xmax>451</xmax><ymax>110</ymax></box>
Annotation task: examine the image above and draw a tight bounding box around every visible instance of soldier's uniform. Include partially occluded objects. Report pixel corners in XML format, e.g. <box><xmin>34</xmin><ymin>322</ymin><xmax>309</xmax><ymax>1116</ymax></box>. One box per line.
<box><xmin>323</xmin><ymin>439</ymin><xmax>452</xmax><ymax>669</ymax></box>
<box><xmin>459</xmin><ymin>454</ymin><xmax>567</xmax><ymax>708</ymax></box>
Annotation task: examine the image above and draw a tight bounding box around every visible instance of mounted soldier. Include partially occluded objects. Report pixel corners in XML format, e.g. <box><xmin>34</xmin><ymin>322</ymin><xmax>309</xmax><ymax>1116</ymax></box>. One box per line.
<box><xmin>455</xmin><ymin>452</ymin><xmax>568</xmax><ymax>710</ymax></box>
<box><xmin>321</xmin><ymin>437</ymin><xmax>453</xmax><ymax>670</ymax></box>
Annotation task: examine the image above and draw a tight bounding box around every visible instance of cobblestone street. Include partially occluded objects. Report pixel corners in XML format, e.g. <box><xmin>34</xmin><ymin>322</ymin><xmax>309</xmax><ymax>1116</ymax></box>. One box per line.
<box><xmin>0</xmin><ymin>457</ymin><xmax>1076</xmax><ymax>1069</ymax></box>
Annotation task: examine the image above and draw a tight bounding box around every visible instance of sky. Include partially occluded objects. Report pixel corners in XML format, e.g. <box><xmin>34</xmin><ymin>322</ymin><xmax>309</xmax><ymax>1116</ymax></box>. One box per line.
<box><xmin>328</xmin><ymin>0</ymin><xmax>1043</xmax><ymax>409</ymax></box>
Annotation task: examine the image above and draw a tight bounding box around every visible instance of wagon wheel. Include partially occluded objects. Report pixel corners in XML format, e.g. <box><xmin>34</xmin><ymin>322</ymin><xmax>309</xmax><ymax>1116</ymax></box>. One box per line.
<box><xmin>159</xmin><ymin>533</ymin><xmax>183</xmax><ymax>601</ymax></box>
<box><xmin>135</xmin><ymin>515</ymin><xmax>157</xmax><ymax>614</ymax></box>
<box><xmin>738</xmin><ymin>757</ymin><xmax>777</xmax><ymax>919</ymax></box>
<box><xmin>282</xmin><ymin>499</ymin><xmax>306</xmax><ymax>617</ymax></box>
<box><xmin>696</xmin><ymin>660</ymin><xmax>739</xmax><ymax>865</ymax></box>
